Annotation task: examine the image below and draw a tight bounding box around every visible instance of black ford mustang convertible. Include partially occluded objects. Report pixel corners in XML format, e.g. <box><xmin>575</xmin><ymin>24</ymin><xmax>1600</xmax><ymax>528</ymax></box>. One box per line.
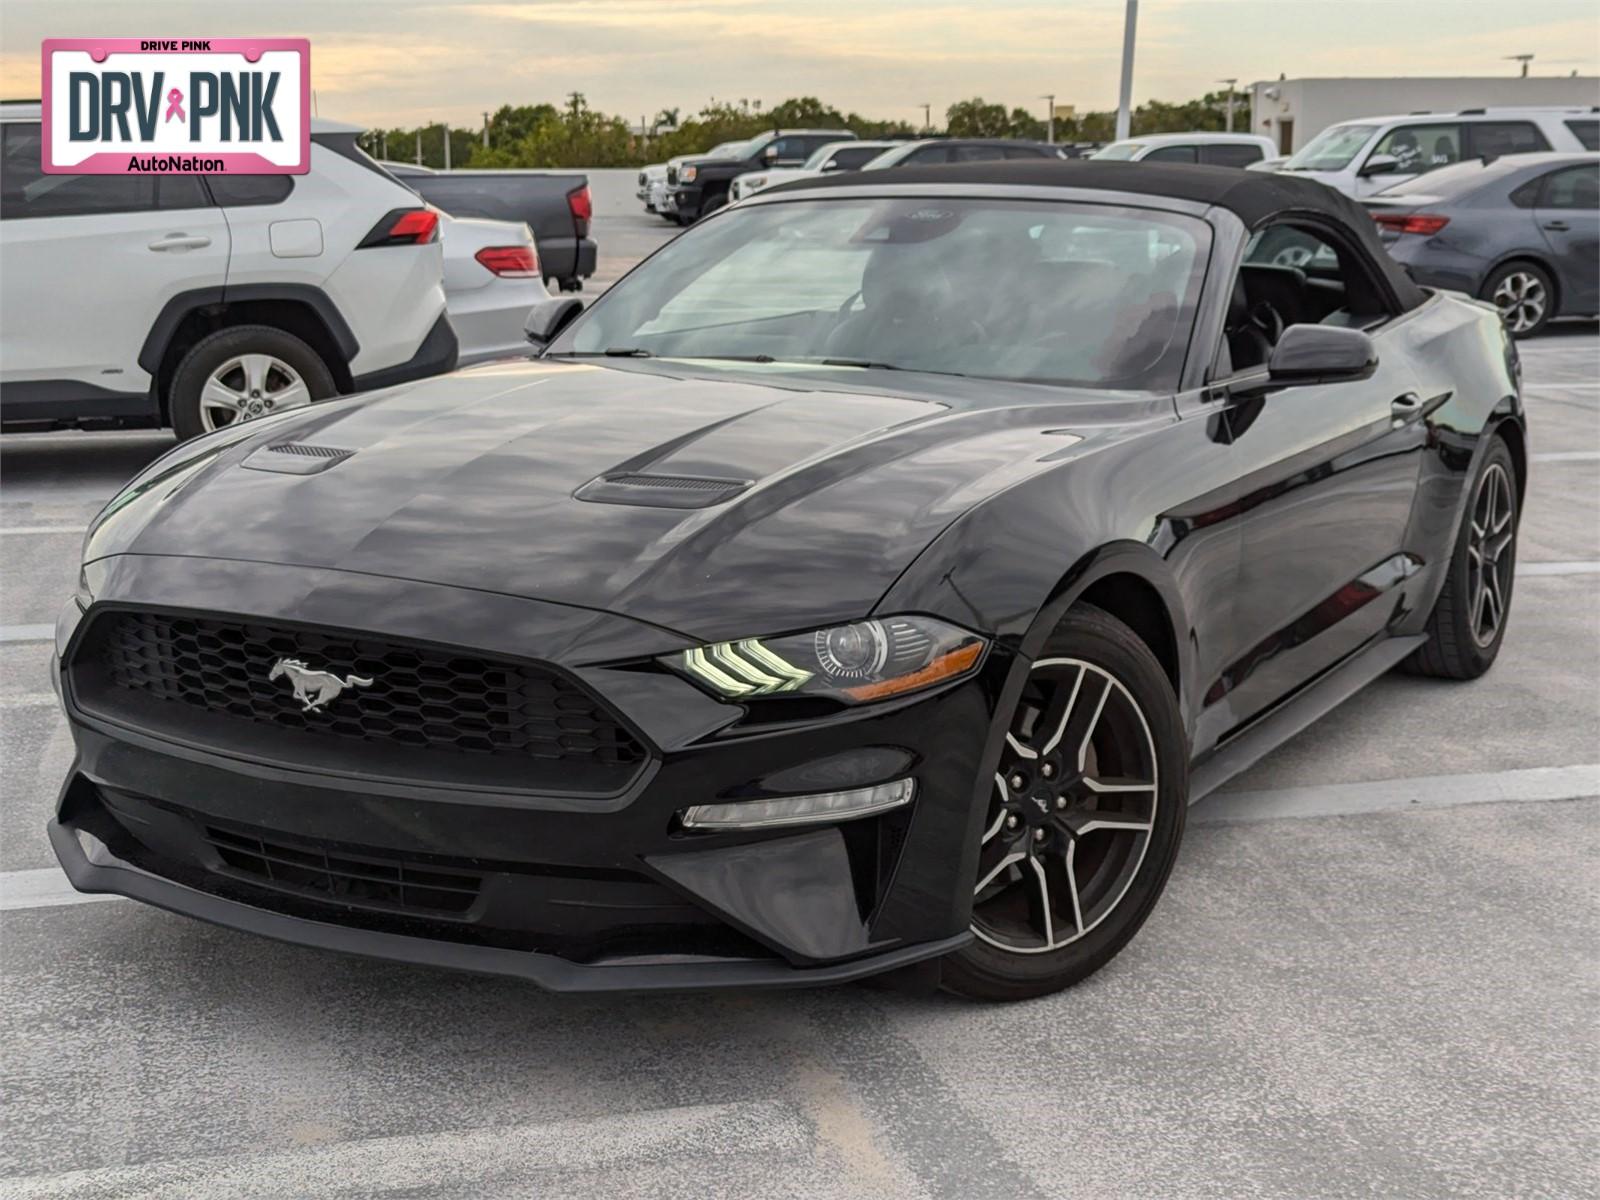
<box><xmin>51</xmin><ymin>162</ymin><xmax>1524</xmax><ymax>1000</ymax></box>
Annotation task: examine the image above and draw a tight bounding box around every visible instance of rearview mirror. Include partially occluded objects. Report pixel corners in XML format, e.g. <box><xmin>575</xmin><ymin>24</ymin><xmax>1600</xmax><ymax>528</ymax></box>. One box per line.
<box><xmin>525</xmin><ymin>297</ymin><xmax>583</xmax><ymax>347</ymax></box>
<box><xmin>1359</xmin><ymin>154</ymin><xmax>1401</xmax><ymax>177</ymax></box>
<box><xmin>1266</xmin><ymin>324</ymin><xmax>1378</xmax><ymax>386</ymax></box>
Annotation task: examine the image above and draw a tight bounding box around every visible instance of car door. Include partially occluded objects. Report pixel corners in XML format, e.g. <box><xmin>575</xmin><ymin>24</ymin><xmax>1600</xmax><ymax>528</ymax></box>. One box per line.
<box><xmin>1533</xmin><ymin>162</ymin><xmax>1600</xmax><ymax>314</ymax></box>
<box><xmin>0</xmin><ymin>121</ymin><xmax>229</xmax><ymax>402</ymax></box>
<box><xmin>1213</xmin><ymin>220</ymin><xmax>1428</xmax><ymax>729</ymax></box>
<box><xmin>1354</xmin><ymin>122</ymin><xmax>1461</xmax><ymax>197</ymax></box>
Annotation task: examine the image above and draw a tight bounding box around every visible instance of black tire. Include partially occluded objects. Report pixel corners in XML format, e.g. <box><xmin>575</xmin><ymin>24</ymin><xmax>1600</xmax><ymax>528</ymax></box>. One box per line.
<box><xmin>168</xmin><ymin>325</ymin><xmax>336</xmax><ymax>441</ymax></box>
<box><xmin>1480</xmin><ymin>261</ymin><xmax>1555</xmax><ymax>338</ymax></box>
<box><xmin>942</xmin><ymin>603</ymin><xmax>1188</xmax><ymax>1002</ymax></box>
<box><xmin>700</xmin><ymin>192</ymin><xmax>728</xmax><ymax>218</ymax></box>
<box><xmin>1402</xmin><ymin>437</ymin><xmax>1518</xmax><ymax>680</ymax></box>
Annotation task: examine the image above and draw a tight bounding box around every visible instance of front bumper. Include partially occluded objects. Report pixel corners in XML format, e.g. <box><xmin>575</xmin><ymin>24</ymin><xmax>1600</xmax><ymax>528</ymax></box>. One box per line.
<box><xmin>50</xmin><ymin>557</ymin><xmax>998</xmax><ymax>992</ymax></box>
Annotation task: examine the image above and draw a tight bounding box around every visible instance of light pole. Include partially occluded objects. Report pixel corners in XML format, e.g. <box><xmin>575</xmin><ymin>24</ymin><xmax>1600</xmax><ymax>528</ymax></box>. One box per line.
<box><xmin>1504</xmin><ymin>54</ymin><xmax>1534</xmax><ymax>77</ymax></box>
<box><xmin>1217</xmin><ymin>78</ymin><xmax>1237</xmax><ymax>132</ymax></box>
<box><xmin>443</xmin><ymin>122</ymin><xmax>451</xmax><ymax>171</ymax></box>
<box><xmin>415</xmin><ymin>128</ymin><xmax>422</xmax><ymax>166</ymax></box>
<box><xmin>1115</xmin><ymin>0</ymin><xmax>1138</xmax><ymax>141</ymax></box>
<box><xmin>1041</xmin><ymin>93</ymin><xmax>1056</xmax><ymax>143</ymax></box>
<box><xmin>920</xmin><ymin>102</ymin><xmax>931</xmax><ymax>133</ymax></box>
<box><xmin>482</xmin><ymin>112</ymin><xmax>490</xmax><ymax>148</ymax></box>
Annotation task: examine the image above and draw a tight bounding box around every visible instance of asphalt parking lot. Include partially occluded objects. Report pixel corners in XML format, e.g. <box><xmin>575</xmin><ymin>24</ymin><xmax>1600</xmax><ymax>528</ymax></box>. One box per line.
<box><xmin>1</xmin><ymin>211</ymin><xmax>1596</xmax><ymax>1199</ymax></box>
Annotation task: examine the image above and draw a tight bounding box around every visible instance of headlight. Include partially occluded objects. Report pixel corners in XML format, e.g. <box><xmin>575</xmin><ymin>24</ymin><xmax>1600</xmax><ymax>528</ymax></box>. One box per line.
<box><xmin>746</xmin><ymin>175</ymin><xmax>767</xmax><ymax>189</ymax></box>
<box><xmin>669</xmin><ymin>616</ymin><xmax>985</xmax><ymax>705</ymax></box>
<box><xmin>680</xmin><ymin>165</ymin><xmax>698</xmax><ymax>183</ymax></box>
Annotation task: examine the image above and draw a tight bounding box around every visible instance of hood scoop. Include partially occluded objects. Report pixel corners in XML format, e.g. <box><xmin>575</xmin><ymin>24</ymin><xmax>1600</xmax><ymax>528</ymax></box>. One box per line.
<box><xmin>575</xmin><ymin>472</ymin><xmax>751</xmax><ymax>509</ymax></box>
<box><xmin>241</xmin><ymin>442</ymin><xmax>356</xmax><ymax>476</ymax></box>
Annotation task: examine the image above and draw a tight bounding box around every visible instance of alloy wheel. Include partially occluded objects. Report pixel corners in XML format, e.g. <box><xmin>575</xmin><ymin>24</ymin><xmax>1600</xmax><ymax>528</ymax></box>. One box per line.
<box><xmin>200</xmin><ymin>354</ymin><xmax>313</xmax><ymax>431</ymax></box>
<box><xmin>1491</xmin><ymin>271</ymin><xmax>1547</xmax><ymax>335</ymax></box>
<box><xmin>972</xmin><ymin>657</ymin><xmax>1159</xmax><ymax>954</ymax></box>
<box><xmin>1465</xmin><ymin>462</ymin><xmax>1515</xmax><ymax>648</ymax></box>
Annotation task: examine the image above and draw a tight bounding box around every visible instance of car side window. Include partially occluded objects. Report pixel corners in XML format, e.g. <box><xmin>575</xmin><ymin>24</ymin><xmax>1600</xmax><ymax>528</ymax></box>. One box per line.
<box><xmin>0</xmin><ymin>122</ymin><xmax>160</xmax><ymax>219</ymax></box>
<box><xmin>1565</xmin><ymin>119</ymin><xmax>1600</xmax><ymax>151</ymax></box>
<box><xmin>1001</xmin><ymin>144</ymin><xmax>1049</xmax><ymax>159</ymax></box>
<box><xmin>954</xmin><ymin>145</ymin><xmax>1006</xmax><ymax>162</ymax></box>
<box><xmin>1202</xmin><ymin>143</ymin><xmax>1264</xmax><ymax>168</ymax></box>
<box><xmin>830</xmin><ymin>146</ymin><xmax>881</xmax><ymax>170</ymax></box>
<box><xmin>1467</xmin><ymin>121</ymin><xmax>1551</xmax><ymax>159</ymax></box>
<box><xmin>1540</xmin><ymin>164</ymin><xmax>1600</xmax><ymax>209</ymax></box>
<box><xmin>1143</xmin><ymin>145</ymin><xmax>1198</xmax><ymax>164</ymax></box>
<box><xmin>1223</xmin><ymin>222</ymin><xmax>1396</xmax><ymax>372</ymax></box>
<box><xmin>908</xmin><ymin>145</ymin><xmax>951</xmax><ymax>164</ymax></box>
<box><xmin>1370</xmin><ymin>123</ymin><xmax>1459</xmax><ymax>173</ymax></box>
<box><xmin>205</xmin><ymin>175</ymin><xmax>294</xmax><ymax>206</ymax></box>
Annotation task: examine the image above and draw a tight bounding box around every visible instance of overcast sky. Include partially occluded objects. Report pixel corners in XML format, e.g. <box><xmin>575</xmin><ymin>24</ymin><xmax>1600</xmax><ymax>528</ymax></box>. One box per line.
<box><xmin>3</xmin><ymin>0</ymin><xmax>1596</xmax><ymax>128</ymax></box>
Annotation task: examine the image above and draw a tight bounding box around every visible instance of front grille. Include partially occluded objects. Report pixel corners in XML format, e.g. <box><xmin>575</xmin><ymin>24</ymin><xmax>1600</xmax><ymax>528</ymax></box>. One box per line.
<box><xmin>75</xmin><ymin>610</ymin><xmax>647</xmax><ymax>793</ymax></box>
<box><xmin>666</xmin><ymin>164</ymin><xmax>678</xmax><ymax>185</ymax></box>
<box><xmin>205</xmin><ymin>823</ymin><xmax>482</xmax><ymax>916</ymax></box>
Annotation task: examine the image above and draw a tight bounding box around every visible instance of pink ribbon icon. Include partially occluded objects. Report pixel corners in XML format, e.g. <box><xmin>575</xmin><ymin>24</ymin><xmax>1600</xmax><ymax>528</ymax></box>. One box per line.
<box><xmin>164</xmin><ymin>88</ymin><xmax>185</xmax><ymax>123</ymax></box>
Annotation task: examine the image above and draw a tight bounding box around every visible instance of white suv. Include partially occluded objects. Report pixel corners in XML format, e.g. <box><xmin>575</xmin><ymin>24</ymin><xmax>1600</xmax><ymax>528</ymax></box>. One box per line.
<box><xmin>1091</xmin><ymin>132</ymin><xmax>1278</xmax><ymax>167</ymax></box>
<box><xmin>1280</xmin><ymin>107</ymin><xmax>1600</xmax><ymax>197</ymax></box>
<box><xmin>0</xmin><ymin>104</ymin><xmax>454</xmax><ymax>439</ymax></box>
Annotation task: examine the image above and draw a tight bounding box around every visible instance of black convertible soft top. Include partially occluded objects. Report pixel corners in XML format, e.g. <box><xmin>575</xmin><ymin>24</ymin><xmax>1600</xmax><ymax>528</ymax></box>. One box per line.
<box><xmin>774</xmin><ymin>159</ymin><xmax>1428</xmax><ymax>311</ymax></box>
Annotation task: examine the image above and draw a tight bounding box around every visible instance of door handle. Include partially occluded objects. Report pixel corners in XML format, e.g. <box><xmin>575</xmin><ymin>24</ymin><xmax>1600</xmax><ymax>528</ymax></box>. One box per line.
<box><xmin>148</xmin><ymin>233</ymin><xmax>211</xmax><ymax>252</ymax></box>
<box><xmin>1390</xmin><ymin>392</ymin><xmax>1424</xmax><ymax>423</ymax></box>
<box><xmin>1541</xmin><ymin>220</ymin><xmax>1570</xmax><ymax>232</ymax></box>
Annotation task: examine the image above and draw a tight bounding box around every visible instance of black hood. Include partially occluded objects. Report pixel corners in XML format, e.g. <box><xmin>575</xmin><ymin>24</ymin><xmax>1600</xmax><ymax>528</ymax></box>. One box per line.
<box><xmin>90</xmin><ymin>361</ymin><xmax>1131</xmax><ymax>640</ymax></box>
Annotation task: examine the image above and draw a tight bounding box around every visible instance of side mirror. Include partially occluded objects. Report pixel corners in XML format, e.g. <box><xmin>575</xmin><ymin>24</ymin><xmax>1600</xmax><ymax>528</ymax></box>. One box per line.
<box><xmin>1359</xmin><ymin>154</ymin><xmax>1401</xmax><ymax>177</ymax></box>
<box><xmin>819</xmin><ymin>161</ymin><xmax>843</xmax><ymax>173</ymax></box>
<box><xmin>524</xmin><ymin>297</ymin><xmax>583</xmax><ymax>347</ymax></box>
<box><xmin>1265</xmin><ymin>324</ymin><xmax>1378</xmax><ymax>386</ymax></box>
<box><xmin>762</xmin><ymin>145</ymin><xmax>780</xmax><ymax>162</ymax></box>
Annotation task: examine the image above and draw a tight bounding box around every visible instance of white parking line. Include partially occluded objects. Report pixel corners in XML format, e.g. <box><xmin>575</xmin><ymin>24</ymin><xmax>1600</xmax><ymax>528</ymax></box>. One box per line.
<box><xmin>1195</xmin><ymin>763</ymin><xmax>1599</xmax><ymax>825</ymax></box>
<box><xmin>1530</xmin><ymin>451</ymin><xmax>1600</xmax><ymax>463</ymax></box>
<box><xmin>0</xmin><ymin>868</ymin><xmax>121</xmax><ymax>911</ymax></box>
<box><xmin>0</xmin><ymin>625</ymin><xmax>56</xmax><ymax>644</ymax></box>
<box><xmin>0</xmin><ymin>1099</ymin><xmax>811</xmax><ymax>1198</ymax></box>
<box><xmin>1518</xmin><ymin>561</ymin><xmax>1600</xmax><ymax>576</ymax></box>
<box><xmin>0</xmin><ymin>525</ymin><xmax>88</xmax><ymax>536</ymax></box>
<box><xmin>0</xmin><ymin>693</ymin><xmax>56</xmax><ymax>708</ymax></box>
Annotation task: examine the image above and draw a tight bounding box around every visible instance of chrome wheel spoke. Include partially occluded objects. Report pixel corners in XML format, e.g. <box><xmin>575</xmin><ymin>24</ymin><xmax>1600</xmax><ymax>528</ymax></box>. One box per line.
<box><xmin>201</xmin><ymin>377</ymin><xmax>244</xmax><ymax>417</ymax></box>
<box><xmin>240</xmin><ymin>353</ymin><xmax>274</xmax><ymax>395</ymax></box>
<box><xmin>1062</xmin><ymin>841</ymin><xmax>1085</xmax><ymax>936</ymax></box>
<box><xmin>1060</xmin><ymin>810</ymin><xmax>1153</xmax><ymax>837</ymax></box>
<box><xmin>271</xmin><ymin>378</ymin><xmax>313</xmax><ymax>411</ymax></box>
<box><xmin>975</xmin><ymin>849</ymin><xmax>1024</xmax><ymax>896</ymax></box>
<box><xmin>1076</xmin><ymin>678</ymin><xmax>1111</xmax><ymax>772</ymax></box>
<box><xmin>1026</xmin><ymin>856</ymin><xmax>1054</xmax><ymax>946</ymax></box>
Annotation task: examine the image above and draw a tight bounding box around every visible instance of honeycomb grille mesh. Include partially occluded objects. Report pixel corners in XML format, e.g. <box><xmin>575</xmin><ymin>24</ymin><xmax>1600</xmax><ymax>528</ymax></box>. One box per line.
<box><xmin>93</xmin><ymin>611</ymin><xmax>645</xmax><ymax>771</ymax></box>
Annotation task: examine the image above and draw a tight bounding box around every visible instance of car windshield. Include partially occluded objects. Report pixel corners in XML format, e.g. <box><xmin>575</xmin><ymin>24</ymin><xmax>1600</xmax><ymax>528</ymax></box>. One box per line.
<box><xmin>704</xmin><ymin>140</ymin><xmax>749</xmax><ymax>160</ymax></box>
<box><xmin>1284</xmin><ymin>124</ymin><xmax>1378</xmax><ymax>171</ymax></box>
<box><xmin>549</xmin><ymin>197</ymin><xmax>1210</xmax><ymax>390</ymax></box>
<box><xmin>802</xmin><ymin>144</ymin><xmax>848</xmax><ymax>170</ymax></box>
<box><xmin>1092</xmin><ymin>142</ymin><xmax>1144</xmax><ymax>160</ymax></box>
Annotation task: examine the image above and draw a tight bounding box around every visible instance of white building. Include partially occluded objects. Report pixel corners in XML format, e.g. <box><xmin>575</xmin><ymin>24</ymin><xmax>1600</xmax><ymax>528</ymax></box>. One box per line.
<box><xmin>1249</xmin><ymin>76</ymin><xmax>1599</xmax><ymax>153</ymax></box>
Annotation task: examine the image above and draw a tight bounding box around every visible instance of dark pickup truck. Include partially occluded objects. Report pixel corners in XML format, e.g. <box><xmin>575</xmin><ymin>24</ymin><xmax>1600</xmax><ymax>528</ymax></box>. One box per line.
<box><xmin>383</xmin><ymin>163</ymin><xmax>596</xmax><ymax>292</ymax></box>
<box><xmin>668</xmin><ymin>129</ymin><xmax>857</xmax><ymax>223</ymax></box>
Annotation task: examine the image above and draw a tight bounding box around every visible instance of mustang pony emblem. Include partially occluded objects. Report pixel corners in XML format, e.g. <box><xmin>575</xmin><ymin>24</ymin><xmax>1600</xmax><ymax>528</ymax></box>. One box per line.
<box><xmin>268</xmin><ymin>658</ymin><xmax>373</xmax><ymax>712</ymax></box>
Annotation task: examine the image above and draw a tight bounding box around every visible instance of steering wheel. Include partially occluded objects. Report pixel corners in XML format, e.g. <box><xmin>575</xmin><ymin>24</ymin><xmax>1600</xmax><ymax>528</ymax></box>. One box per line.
<box><xmin>1249</xmin><ymin>300</ymin><xmax>1284</xmax><ymax>345</ymax></box>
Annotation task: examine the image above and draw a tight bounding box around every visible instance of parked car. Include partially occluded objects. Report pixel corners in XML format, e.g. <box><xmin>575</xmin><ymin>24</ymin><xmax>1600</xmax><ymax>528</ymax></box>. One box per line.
<box><xmin>51</xmin><ymin>161</ymin><xmax>1524</xmax><ymax>1002</ymax></box>
<box><xmin>440</xmin><ymin>214</ymin><xmax>547</xmax><ymax>366</ymax></box>
<box><xmin>1247</xmin><ymin>155</ymin><xmax>1290</xmax><ymax>173</ymax></box>
<box><xmin>860</xmin><ymin>139</ymin><xmax>1069</xmax><ymax>169</ymax></box>
<box><xmin>1279</xmin><ymin>106</ymin><xmax>1600</xmax><ymax>197</ymax></box>
<box><xmin>730</xmin><ymin>140</ymin><xmax>899</xmax><ymax>202</ymax></box>
<box><xmin>1363</xmin><ymin>152</ymin><xmax>1598</xmax><ymax>337</ymax></box>
<box><xmin>0</xmin><ymin>105</ymin><xmax>454</xmax><ymax>439</ymax></box>
<box><xmin>637</xmin><ymin>164</ymin><xmax>666</xmax><ymax>211</ymax></box>
<box><xmin>651</xmin><ymin>141</ymin><xmax>752</xmax><ymax>221</ymax></box>
<box><xmin>382</xmin><ymin>162</ymin><xmax>594</xmax><ymax>292</ymax></box>
<box><xmin>668</xmin><ymin>129</ymin><xmax>857</xmax><ymax>223</ymax></box>
<box><xmin>1092</xmin><ymin>132</ymin><xmax>1277</xmax><ymax>167</ymax></box>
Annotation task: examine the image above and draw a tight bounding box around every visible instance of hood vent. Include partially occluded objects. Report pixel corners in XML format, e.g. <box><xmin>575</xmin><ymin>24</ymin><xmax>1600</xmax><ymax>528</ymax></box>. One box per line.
<box><xmin>575</xmin><ymin>472</ymin><xmax>751</xmax><ymax>509</ymax></box>
<box><xmin>241</xmin><ymin>442</ymin><xmax>356</xmax><ymax>476</ymax></box>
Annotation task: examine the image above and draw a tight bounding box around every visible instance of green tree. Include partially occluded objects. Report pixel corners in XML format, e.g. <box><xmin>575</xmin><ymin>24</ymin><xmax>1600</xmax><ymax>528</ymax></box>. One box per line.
<box><xmin>945</xmin><ymin>98</ymin><xmax>1011</xmax><ymax>138</ymax></box>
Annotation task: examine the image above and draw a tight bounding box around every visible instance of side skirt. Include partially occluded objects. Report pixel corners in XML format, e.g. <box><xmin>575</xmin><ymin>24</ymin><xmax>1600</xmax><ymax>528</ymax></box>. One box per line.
<box><xmin>1188</xmin><ymin>634</ymin><xmax>1427</xmax><ymax>802</ymax></box>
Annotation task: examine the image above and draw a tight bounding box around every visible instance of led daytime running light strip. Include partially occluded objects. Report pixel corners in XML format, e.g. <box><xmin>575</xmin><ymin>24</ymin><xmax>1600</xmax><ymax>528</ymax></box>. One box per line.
<box><xmin>681</xmin><ymin>639</ymin><xmax>813</xmax><ymax>697</ymax></box>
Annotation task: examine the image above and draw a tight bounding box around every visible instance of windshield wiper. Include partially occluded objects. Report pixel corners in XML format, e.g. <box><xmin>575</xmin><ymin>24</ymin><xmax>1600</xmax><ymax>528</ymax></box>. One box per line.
<box><xmin>545</xmin><ymin>347</ymin><xmax>654</xmax><ymax>358</ymax></box>
<box><xmin>819</xmin><ymin>357</ymin><xmax>968</xmax><ymax>378</ymax></box>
